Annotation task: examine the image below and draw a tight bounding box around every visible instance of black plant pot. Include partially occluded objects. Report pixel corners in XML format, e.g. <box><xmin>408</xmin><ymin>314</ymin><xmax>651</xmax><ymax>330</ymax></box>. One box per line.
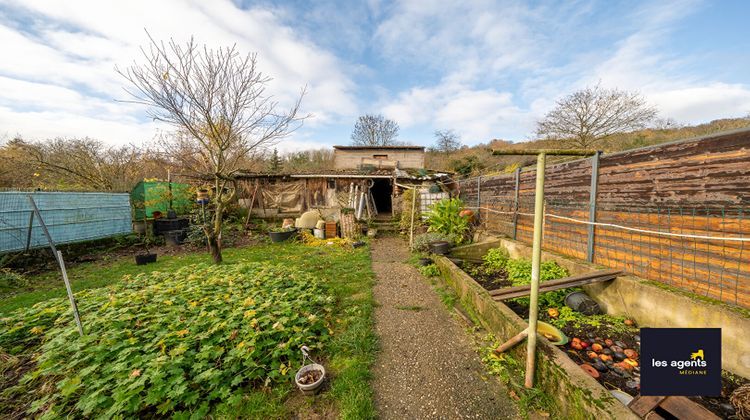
<box><xmin>564</xmin><ymin>291</ymin><xmax>602</xmax><ymax>315</ymax></box>
<box><xmin>428</xmin><ymin>241</ymin><xmax>451</xmax><ymax>255</ymax></box>
<box><xmin>135</xmin><ymin>253</ymin><xmax>157</xmax><ymax>265</ymax></box>
<box><xmin>269</xmin><ymin>228</ymin><xmax>298</xmax><ymax>243</ymax></box>
<box><xmin>418</xmin><ymin>257</ymin><xmax>433</xmax><ymax>266</ymax></box>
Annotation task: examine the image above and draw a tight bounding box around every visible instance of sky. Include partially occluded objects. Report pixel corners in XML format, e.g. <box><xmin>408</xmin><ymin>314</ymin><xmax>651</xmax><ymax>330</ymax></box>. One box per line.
<box><xmin>0</xmin><ymin>0</ymin><xmax>749</xmax><ymax>152</ymax></box>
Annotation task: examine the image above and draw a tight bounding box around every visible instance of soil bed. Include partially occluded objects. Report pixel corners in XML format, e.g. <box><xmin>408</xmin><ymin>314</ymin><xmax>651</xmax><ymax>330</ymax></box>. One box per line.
<box><xmin>461</xmin><ymin>261</ymin><xmax>511</xmax><ymax>291</ymax></box>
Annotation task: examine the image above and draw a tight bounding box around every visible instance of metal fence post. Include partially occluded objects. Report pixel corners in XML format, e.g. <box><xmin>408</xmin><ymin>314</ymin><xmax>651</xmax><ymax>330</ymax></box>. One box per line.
<box><xmin>513</xmin><ymin>167</ymin><xmax>521</xmax><ymax>240</ymax></box>
<box><xmin>586</xmin><ymin>151</ymin><xmax>601</xmax><ymax>262</ymax></box>
<box><xmin>27</xmin><ymin>195</ymin><xmax>84</xmax><ymax>336</ymax></box>
<box><xmin>476</xmin><ymin>175</ymin><xmax>481</xmax><ymax>209</ymax></box>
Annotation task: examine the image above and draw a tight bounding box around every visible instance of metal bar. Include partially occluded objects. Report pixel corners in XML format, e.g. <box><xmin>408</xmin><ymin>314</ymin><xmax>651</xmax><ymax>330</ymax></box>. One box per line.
<box><xmin>476</xmin><ymin>175</ymin><xmax>481</xmax><ymax>214</ymax></box>
<box><xmin>492</xmin><ymin>149</ymin><xmax>598</xmax><ymax>156</ymax></box>
<box><xmin>25</xmin><ymin>211</ymin><xmax>34</xmax><ymax>251</ymax></box>
<box><xmin>409</xmin><ymin>186</ymin><xmax>417</xmax><ymax>249</ymax></box>
<box><xmin>494</xmin><ymin>329</ymin><xmax>529</xmax><ymax>353</ymax></box>
<box><xmin>489</xmin><ymin>269</ymin><xmax>622</xmax><ymax>297</ymax></box>
<box><xmin>56</xmin><ymin>250</ymin><xmax>84</xmax><ymax>336</ymax></box>
<box><xmin>525</xmin><ymin>152</ymin><xmax>546</xmax><ymax>389</ymax></box>
<box><xmin>587</xmin><ymin>151</ymin><xmax>601</xmax><ymax>262</ymax></box>
<box><xmin>492</xmin><ymin>273</ymin><xmax>620</xmax><ymax>300</ymax></box>
<box><xmin>513</xmin><ymin>167</ymin><xmax>521</xmax><ymax>240</ymax></box>
<box><xmin>27</xmin><ymin>195</ymin><xmax>83</xmax><ymax>336</ymax></box>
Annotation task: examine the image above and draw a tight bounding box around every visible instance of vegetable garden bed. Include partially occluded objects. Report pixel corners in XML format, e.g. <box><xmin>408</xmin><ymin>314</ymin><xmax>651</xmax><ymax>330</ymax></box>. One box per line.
<box><xmin>451</xmin><ymin>244</ymin><xmax>748</xmax><ymax>419</ymax></box>
<box><xmin>0</xmin><ymin>242</ymin><xmax>376</xmax><ymax>419</ymax></box>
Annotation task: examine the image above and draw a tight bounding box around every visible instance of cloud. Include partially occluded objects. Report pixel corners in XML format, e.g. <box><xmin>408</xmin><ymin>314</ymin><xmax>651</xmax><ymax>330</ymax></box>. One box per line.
<box><xmin>0</xmin><ymin>0</ymin><xmax>357</xmax><ymax>144</ymax></box>
<box><xmin>382</xmin><ymin>78</ymin><xmax>530</xmax><ymax>144</ymax></box>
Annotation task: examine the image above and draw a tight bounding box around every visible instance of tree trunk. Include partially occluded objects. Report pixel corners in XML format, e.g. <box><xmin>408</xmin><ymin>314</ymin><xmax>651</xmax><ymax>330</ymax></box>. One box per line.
<box><xmin>207</xmin><ymin>233</ymin><xmax>222</xmax><ymax>264</ymax></box>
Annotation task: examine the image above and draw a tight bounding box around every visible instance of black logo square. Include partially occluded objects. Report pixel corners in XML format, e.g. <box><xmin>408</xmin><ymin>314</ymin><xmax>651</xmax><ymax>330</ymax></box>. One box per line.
<box><xmin>640</xmin><ymin>328</ymin><xmax>721</xmax><ymax>396</ymax></box>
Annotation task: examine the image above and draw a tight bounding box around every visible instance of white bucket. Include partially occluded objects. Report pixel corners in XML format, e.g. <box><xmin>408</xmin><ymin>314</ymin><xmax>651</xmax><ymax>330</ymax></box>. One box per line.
<box><xmin>295</xmin><ymin>363</ymin><xmax>326</xmax><ymax>395</ymax></box>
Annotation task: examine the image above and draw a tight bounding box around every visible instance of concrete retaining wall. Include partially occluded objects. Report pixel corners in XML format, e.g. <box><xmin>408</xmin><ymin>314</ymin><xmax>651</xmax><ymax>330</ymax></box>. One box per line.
<box><xmin>434</xmin><ymin>256</ymin><xmax>638</xmax><ymax>419</ymax></box>
<box><xmin>450</xmin><ymin>237</ymin><xmax>750</xmax><ymax>379</ymax></box>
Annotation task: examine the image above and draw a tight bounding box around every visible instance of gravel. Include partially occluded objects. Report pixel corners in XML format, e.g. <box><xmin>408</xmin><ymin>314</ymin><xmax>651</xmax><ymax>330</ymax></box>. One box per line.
<box><xmin>371</xmin><ymin>236</ymin><xmax>519</xmax><ymax>419</ymax></box>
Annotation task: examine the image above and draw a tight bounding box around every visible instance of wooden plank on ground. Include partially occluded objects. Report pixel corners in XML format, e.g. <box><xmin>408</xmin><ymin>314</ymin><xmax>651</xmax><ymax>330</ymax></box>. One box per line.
<box><xmin>489</xmin><ymin>269</ymin><xmax>622</xmax><ymax>301</ymax></box>
<box><xmin>628</xmin><ymin>396</ymin><xmax>667</xmax><ymax>417</ymax></box>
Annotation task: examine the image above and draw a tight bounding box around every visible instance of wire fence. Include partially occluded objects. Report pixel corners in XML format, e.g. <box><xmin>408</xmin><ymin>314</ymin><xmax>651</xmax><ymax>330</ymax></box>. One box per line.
<box><xmin>459</xmin><ymin>185</ymin><xmax>750</xmax><ymax>309</ymax></box>
<box><xmin>0</xmin><ymin>192</ymin><xmax>133</xmax><ymax>254</ymax></box>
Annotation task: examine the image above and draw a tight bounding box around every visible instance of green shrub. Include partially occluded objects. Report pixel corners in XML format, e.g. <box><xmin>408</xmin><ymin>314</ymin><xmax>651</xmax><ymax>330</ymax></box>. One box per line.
<box><xmin>418</xmin><ymin>264</ymin><xmax>440</xmax><ymax>278</ymax></box>
<box><xmin>425</xmin><ymin>198</ymin><xmax>470</xmax><ymax>244</ymax></box>
<box><xmin>412</xmin><ymin>232</ymin><xmax>457</xmax><ymax>252</ymax></box>
<box><xmin>0</xmin><ymin>262</ymin><xmax>334</xmax><ymax>418</ymax></box>
<box><xmin>482</xmin><ymin>248</ymin><xmax>509</xmax><ymax>273</ymax></box>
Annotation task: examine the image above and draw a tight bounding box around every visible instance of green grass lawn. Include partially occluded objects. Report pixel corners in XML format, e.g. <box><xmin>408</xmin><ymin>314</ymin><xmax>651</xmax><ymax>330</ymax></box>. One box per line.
<box><xmin>0</xmin><ymin>242</ymin><xmax>377</xmax><ymax>419</ymax></box>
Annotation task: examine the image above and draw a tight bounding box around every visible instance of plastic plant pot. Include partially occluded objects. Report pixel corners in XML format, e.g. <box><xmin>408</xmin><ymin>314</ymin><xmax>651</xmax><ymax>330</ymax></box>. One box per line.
<box><xmin>135</xmin><ymin>253</ymin><xmax>157</xmax><ymax>265</ymax></box>
<box><xmin>418</xmin><ymin>257</ymin><xmax>433</xmax><ymax>266</ymax></box>
<box><xmin>526</xmin><ymin>320</ymin><xmax>569</xmax><ymax>346</ymax></box>
<box><xmin>564</xmin><ymin>291</ymin><xmax>602</xmax><ymax>315</ymax></box>
<box><xmin>295</xmin><ymin>363</ymin><xmax>326</xmax><ymax>396</ymax></box>
<box><xmin>268</xmin><ymin>228</ymin><xmax>298</xmax><ymax>243</ymax></box>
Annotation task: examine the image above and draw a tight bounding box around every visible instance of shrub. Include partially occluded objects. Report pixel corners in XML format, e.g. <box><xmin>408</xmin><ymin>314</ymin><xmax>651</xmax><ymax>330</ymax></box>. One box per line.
<box><xmin>412</xmin><ymin>232</ymin><xmax>457</xmax><ymax>252</ymax></box>
<box><xmin>425</xmin><ymin>198</ymin><xmax>470</xmax><ymax>243</ymax></box>
<box><xmin>0</xmin><ymin>268</ymin><xmax>28</xmax><ymax>291</ymax></box>
<box><xmin>418</xmin><ymin>264</ymin><xmax>440</xmax><ymax>278</ymax></box>
<box><xmin>0</xmin><ymin>262</ymin><xmax>334</xmax><ymax>418</ymax></box>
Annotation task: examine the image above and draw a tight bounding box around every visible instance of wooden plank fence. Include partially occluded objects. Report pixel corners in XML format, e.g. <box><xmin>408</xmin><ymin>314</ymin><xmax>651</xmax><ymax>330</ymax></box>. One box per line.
<box><xmin>459</xmin><ymin>128</ymin><xmax>750</xmax><ymax>308</ymax></box>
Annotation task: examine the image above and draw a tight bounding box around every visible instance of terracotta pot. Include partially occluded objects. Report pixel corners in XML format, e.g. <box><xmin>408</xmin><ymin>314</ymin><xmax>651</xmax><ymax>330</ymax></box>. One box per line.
<box><xmin>459</xmin><ymin>209</ymin><xmax>475</xmax><ymax>221</ymax></box>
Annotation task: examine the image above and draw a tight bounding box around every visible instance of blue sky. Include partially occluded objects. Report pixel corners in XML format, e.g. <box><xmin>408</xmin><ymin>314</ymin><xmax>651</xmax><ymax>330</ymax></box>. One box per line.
<box><xmin>0</xmin><ymin>0</ymin><xmax>749</xmax><ymax>152</ymax></box>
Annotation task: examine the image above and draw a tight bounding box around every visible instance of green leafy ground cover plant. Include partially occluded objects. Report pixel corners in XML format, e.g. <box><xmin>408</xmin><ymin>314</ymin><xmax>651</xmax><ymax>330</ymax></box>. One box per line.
<box><xmin>1</xmin><ymin>242</ymin><xmax>377</xmax><ymax>419</ymax></box>
<box><xmin>2</xmin><ymin>263</ymin><xmax>332</xmax><ymax>418</ymax></box>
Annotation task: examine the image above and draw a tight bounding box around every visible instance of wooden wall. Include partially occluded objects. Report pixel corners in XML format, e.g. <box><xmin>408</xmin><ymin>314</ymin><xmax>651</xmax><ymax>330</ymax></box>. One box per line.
<box><xmin>459</xmin><ymin>129</ymin><xmax>750</xmax><ymax>308</ymax></box>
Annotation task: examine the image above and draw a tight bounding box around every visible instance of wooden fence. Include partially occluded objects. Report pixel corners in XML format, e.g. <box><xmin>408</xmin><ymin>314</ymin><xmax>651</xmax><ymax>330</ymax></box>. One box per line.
<box><xmin>458</xmin><ymin>128</ymin><xmax>750</xmax><ymax>308</ymax></box>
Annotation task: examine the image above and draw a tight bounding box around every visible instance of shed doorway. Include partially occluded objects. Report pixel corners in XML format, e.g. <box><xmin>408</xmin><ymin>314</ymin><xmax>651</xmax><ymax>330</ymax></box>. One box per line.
<box><xmin>370</xmin><ymin>178</ymin><xmax>392</xmax><ymax>214</ymax></box>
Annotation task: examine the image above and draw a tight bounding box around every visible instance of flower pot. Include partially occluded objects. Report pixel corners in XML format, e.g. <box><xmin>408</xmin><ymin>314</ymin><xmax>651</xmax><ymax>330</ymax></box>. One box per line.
<box><xmin>133</xmin><ymin>221</ymin><xmax>147</xmax><ymax>235</ymax></box>
<box><xmin>418</xmin><ymin>257</ymin><xmax>433</xmax><ymax>266</ymax></box>
<box><xmin>268</xmin><ymin>228</ymin><xmax>298</xmax><ymax>243</ymax></box>
<box><xmin>152</xmin><ymin>211</ymin><xmax>163</xmax><ymax>220</ymax></box>
<box><xmin>564</xmin><ymin>291</ymin><xmax>602</xmax><ymax>315</ymax></box>
<box><xmin>164</xmin><ymin>230</ymin><xmax>183</xmax><ymax>246</ymax></box>
<box><xmin>135</xmin><ymin>253</ymin><xmax>157</xmax><ymax>265</ymax></box>
<box><xmin>428</xmin><ymin>240</ymin><xmax>451</xmax><ymax>255</ymax></box>
<box><xmin>526</xmin><ymin>320</ymin><xmax>568</xmax><ymax>346</ymax></box>
<box><xmin>295</xmin><ymin>363</ymin><xmax>326</xmax><ymax>395</ymax></box>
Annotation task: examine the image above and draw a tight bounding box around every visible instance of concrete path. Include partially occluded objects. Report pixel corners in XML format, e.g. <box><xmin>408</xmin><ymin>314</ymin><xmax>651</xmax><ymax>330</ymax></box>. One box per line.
<box><xmin>371</xmin><ymin>236</ymin><xmax>518</xmax><ymax>419</ymax></box>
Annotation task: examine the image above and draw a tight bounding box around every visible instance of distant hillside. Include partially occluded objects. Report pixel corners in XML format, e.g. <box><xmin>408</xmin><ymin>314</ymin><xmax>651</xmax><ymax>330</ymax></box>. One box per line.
<box><xmin>426</xmin><ymin>117</ymin><xmax>750</xmax><ymax>176</ymax></box>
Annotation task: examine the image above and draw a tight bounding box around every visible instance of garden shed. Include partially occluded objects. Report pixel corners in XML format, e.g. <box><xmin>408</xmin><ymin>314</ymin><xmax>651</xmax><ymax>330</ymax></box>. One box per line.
<box><xmin>235</xmin><ymin>168</ymin><xmax>454</xmax><ymax>219</ymax></box>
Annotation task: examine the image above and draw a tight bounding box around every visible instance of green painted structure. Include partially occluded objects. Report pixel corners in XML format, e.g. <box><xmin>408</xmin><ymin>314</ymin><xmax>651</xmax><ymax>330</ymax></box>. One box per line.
<box><xmin>131</xmin><ymin>181</ymin><xmax>193</xmax><ymax>220</ymax></box>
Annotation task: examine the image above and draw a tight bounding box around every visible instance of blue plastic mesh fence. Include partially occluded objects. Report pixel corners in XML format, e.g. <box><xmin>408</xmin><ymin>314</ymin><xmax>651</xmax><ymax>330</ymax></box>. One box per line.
<box><xmin>0</xmin><ymin>192</ymin><xmax>132</xmax><ymax>254</ymax></box>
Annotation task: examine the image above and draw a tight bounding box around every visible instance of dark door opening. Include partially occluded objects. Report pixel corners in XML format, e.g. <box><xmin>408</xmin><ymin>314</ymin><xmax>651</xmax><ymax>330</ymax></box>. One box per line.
<box><xmin>370</xmin><ymin>178</ymin><xmax>392</xmax><ymax>214</ymax></box>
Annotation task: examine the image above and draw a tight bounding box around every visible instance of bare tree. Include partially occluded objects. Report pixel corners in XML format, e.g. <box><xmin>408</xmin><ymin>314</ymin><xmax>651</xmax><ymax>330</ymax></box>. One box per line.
<box><xmin>536</xmin><ymin>84</ymin><xmax>657</xmax><ymax>149</ymax></box>
<box><xmin>350</xmin><ymin>114</ymin><xmax>399</xmax><ymax>146</ymax></box>
<box><xmin>118</xmin><ymin>34</ymin><xmax>305</xmax><ymax>263</ymax></box>
<box><xmin>433</xmin><ymin>129</ymin><xmax>461</xmax><ymax>153</ymax></box>
<box><xmin>4</xmin><ymin>137</ymin><xmax>157</xmax><ymax>191</ymax></box>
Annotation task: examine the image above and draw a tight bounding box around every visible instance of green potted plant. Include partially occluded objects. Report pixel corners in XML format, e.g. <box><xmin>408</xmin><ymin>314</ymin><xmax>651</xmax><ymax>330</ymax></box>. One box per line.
<box><xmin>135</xmin><ymin>218</ymin><xmax>157</xmax><ymax>265</ymax></box>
